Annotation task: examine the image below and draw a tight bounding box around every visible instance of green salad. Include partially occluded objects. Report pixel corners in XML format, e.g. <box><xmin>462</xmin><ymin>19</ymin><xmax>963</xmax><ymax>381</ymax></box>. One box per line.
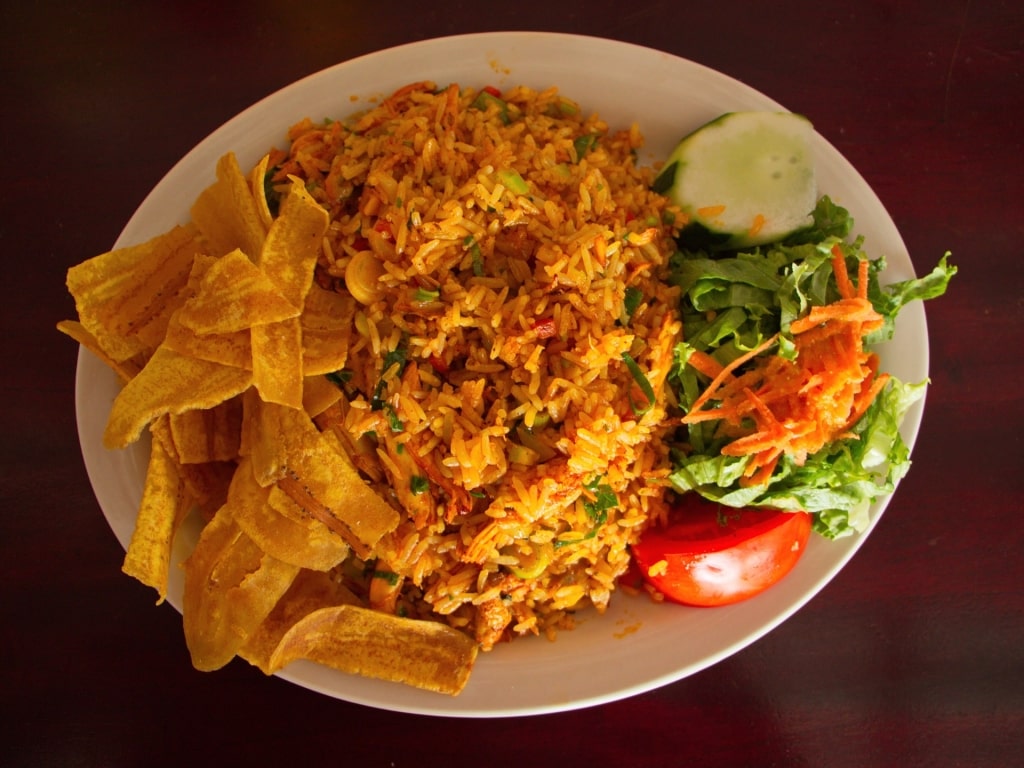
<box><xmin>664</xmin><ymin>196</ymin><xmax>956</xmax><ymax>539</ymax></box>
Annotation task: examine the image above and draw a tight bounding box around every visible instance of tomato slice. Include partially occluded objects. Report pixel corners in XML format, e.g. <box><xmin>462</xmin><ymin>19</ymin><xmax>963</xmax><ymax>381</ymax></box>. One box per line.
<box><xmin>631</xmin><ymin>495</ymin><xmax>812</xmax><ymax>607</ymax></box>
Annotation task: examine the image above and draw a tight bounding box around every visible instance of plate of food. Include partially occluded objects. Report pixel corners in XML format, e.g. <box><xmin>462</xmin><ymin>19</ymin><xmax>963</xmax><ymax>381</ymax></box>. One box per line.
<box><xmin>64</xmin><ymin>31</ymin><xmax>954</xmax><ymax>717</ymax></box>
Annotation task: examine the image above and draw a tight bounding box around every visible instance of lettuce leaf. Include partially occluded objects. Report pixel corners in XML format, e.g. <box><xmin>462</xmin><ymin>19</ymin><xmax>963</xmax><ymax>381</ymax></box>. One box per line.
<box><xmin>666</xmin><ymin>197</ymin><xmax>956</xmax><ymax>538</ymax></box>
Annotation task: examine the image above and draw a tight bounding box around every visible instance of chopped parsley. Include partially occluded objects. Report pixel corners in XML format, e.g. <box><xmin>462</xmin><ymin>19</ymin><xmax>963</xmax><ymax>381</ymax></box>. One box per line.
<box><xmin>573</xmin><ymin>133</ymin><xmax>599</xmax><ymax>161</ymax></box>
<box><xmin>383</xmin><ymin>403</ymin><xmax>404</xmax><ymax>433</ymax></box>
<box><xmin>464</xmin><ymin>236</ymin><xmax>484</xmax><ymax>276</ymax></box>
<box><xmin>621</xmin><ymin>286</ymin><xmax>643</xmax><ymax>324</ymax></box>
<box><xmin>325</xmin><ymin>368</ymin><xmax>353</xmax><ymax>390</ymax></box>
<box><xmin>621</xmin><ymin>352</ymin><xmax>656</xmax><ymax>416</ymax></box>
<box><xmin>371</xmin><ymin>569</ymin><xmax>399</xmax><ymax>586</ymax></box>
<box><xmin>263</xmin><ymin>167</ymin><xmax>282</xmax><ymax>217</ymax></box>
<box><xmin>371</xmin><ymin>345</ymin><xmax>407</xmax><ymax>410</ymax></box>
<box><xmin>582</xmin><ymin>475</ymin><xmax>618</xmax><ymax>524</ymax></box>
<box><xmin>414</xmin><ymin>287</ymin><xmax>440</xmax><ymax>303</ymax></box>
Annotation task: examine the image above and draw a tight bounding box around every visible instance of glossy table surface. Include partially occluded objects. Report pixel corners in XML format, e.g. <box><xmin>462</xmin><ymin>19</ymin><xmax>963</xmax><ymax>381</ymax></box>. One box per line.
<box><xmin>3</xmin><ymin>2</ymin><xmax>1021</xmax><ymax>765</ymax></box>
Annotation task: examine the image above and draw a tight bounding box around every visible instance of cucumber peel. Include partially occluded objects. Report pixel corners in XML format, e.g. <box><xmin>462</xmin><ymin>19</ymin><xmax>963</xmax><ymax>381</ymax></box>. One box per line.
<box><xmin>654</xmin><ymin>112</ymin><xmax>817</xmax><ymax>251</ymax></box>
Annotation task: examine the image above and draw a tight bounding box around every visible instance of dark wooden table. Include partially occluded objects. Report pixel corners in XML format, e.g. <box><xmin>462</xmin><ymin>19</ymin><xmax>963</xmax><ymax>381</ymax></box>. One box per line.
<box><xmin>4</xmin><ymin>2</ymin><xmax>1020</xmax><ymax>766</ymax></box>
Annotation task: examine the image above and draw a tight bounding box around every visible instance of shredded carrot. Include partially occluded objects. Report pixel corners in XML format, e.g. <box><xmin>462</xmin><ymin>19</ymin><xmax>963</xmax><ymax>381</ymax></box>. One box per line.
<box><xmin>748</xmin><ymin>213</ymin><xmax>766</xmax><ymax>238</ymax></box>
<box><xmin>682</xmin><ymin>251</ymin><xmax>887</xmax><ymax>486</ymax></box>
<box><xmin>697</xmin><ymin>204</ymin><xmax>727</xmax><ymax>218</ymax></box>
<box><xmin>789</xmin><ymin>297</ymin><xmax>882</xmax><ymax>334</ymax></box>
<box><xmin>687</xmin><ymin>333</ymin><xmax>780</xmax><ymax>415</ymax></box>
<box><xmin>686</xmin><ymin>349</ymin><xmax>725</xmax><ymax>380</ymax></box>
<box><xmin>831</xmin><ymin>243</ymin><xmax>855</xmax><ymax>300</ymax></box>
<box><xmin>857</xmin><ymin>257</ymin><xmax>869</xmax><ymax>300</ymax></box>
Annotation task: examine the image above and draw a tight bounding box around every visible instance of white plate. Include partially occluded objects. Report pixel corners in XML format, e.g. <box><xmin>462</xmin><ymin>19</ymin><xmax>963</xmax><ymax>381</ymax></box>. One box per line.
<box><xmin>75</xmin><ymin>31</ymin><xmax>928</xmax><ymax>717</ymax></box>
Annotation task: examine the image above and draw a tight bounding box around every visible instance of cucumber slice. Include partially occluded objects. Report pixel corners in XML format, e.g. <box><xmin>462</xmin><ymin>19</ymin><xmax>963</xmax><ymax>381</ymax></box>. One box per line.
<box><xmin>654</xmin><ymin>112</ymin><xmax>817</xmax><ymax>250</ymax></box>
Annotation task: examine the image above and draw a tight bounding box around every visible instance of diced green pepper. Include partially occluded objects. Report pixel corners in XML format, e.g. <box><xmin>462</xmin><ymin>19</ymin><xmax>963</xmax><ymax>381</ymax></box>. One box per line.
<box><xmin>496</xmin><ymin>168</ymin><xmax>530</xmax><ymax>196</ymax></box>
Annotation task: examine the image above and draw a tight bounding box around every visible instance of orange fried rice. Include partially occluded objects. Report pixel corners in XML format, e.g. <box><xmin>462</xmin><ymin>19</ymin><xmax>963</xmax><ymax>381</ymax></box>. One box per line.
<box><xmin>264</xmin><ymin>81</ymin><xmax>684</xmax><ymax>650</ymax></box>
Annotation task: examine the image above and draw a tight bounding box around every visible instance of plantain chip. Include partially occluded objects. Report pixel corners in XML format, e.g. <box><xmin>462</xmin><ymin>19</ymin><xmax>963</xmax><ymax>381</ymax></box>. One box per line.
<box><xmin>175</xmin><ymin>248</ymin><xmax>300</xmax><ymax>335</ymax></box>
<box><xmin>239</xmin><ymin>390</ymin><xmax>292</xmax><ymax>487</ymax></box>
<box><xmin>249</xmin><ymin>153</ymin><xmax>275</xmax><ymax>232</ymax></box>
<box><xmin>300</xmin><ymin>285</ymin><xmax>355</xmax><ymax>376</ymax></box>
<box><xmin>182</xmin><ymin>505</ymin><xmax>300</xmax><ymax>671</ymax></box>
<box><xmin>274</xmin><ymin>425</ymin><xmax>400</xmax><ymax>558</ymax></box>
<box><xmin>104</xmin><ymin>346</ymin><xmax>253</xmax><ymax>449</ymax></box>
<box><xmin>65</xmin><ymin>224</ymin><xmax>201</xmax><ymax>361</ymax></box>
<box><xmin>121</xmin><ymin>423</ymin><xmax>191</xmax><ymax>603</ymax></box>
<box><xmin>190</xmin><ymin>152</ymin><xmax>267</xmax><ymax>260</ymax></box>
<box><xmin>239</xmin><ymin>569</ymin><xmax>362</xmax><ymax>673</ymax></box>
<box><xmin>251</xmin><ymin>317</ymin><xmax>304</xmax><ymax>410</ymax></box>
<box><xmin>262</xmin><ymin>604</ymin><xmax>478</xmax><ymax>696</ymax></box>
<box><xmin>241</xmin><ymin>181</ymin><xmax>329</xmax><ymax>408</ymax></box>
<box><xmin>168</xmin><ymin>395</ymin><xmax>243</xmax><ymax>464</ymax></box>
<box><xmin>162</xmin><ymin>254</ymin><xmax>254</xmax><ymax>369</ymax></box>
<box><xmin>56</xmin><ymin>320</ymin><xmax>144</xmax><ymax>383</ymax></box>
<box><xmin>237</xmin><ymin>393</ymin><xmax>399</xmax><ymax>555</ymax></box>
<box><xmin>302</xmin><ymin>374</ymin><xmax>344</xmax><ymax>419</ymax></box>
<box><xmin>228</xmin><ymin>457</ymin><xmax>350</xmax><ymax>572</ymax></box>
<box><xmin>257</xmin><ymin>180</ymin><xmax>328</xmax><ymax>309</ymax></box>
<box><xmin>313</xmin><ymin>400</ymin><xmax>386</xmax><ymax>484</ymax></box>
<box><xmin>176</xmin><ymin>460</ymin><xmax>235</xmax><ymax>521</ymax></box>
<box><xmin>163</xmin><ymin>321</ymin><xmax>253</xmax><ymax>370</ymax></box>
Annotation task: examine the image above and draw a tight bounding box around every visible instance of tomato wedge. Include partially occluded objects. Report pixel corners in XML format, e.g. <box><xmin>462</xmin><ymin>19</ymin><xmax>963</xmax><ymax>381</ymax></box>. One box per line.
<box><xmin>631</xmin><ymin>495</ymin><xmax>811</xmax><ymax>606</ymax></box>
